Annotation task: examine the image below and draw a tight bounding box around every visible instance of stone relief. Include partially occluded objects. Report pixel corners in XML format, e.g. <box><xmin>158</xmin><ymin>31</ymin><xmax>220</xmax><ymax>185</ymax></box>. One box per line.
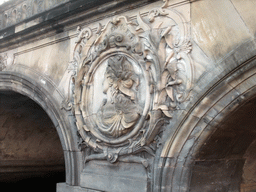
<box><xmin>96</xmin><ymin>55</ymin><xmax>141</xmax><ymax>138</ymax></box>
<box><xmin>71</xmin><ymin>0</ymin><xmax>193</xmax><ymax>172</ymax></box>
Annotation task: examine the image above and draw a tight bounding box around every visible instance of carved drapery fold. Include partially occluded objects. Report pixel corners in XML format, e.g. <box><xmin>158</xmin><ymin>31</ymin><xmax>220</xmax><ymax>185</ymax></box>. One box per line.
<box><xmin>96</xmin><ymin>55</ymin><xmax>141</xmax><ymax>138</ymax></box>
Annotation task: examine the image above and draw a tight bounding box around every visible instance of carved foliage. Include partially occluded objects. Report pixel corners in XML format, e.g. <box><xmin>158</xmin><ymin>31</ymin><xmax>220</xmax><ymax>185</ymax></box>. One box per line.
<box><xmin>0</xmin><ymin>53</ymin><xmax>7</xmax><ymax>71</ymax></box>
<box><xmin>73</xmin><ymin>3</ymin><xmax>193</xmax><ymax>165</ymax></box>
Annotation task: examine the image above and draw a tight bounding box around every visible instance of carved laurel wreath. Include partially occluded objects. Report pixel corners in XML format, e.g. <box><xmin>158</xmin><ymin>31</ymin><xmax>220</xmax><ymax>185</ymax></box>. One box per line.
<box><xmin>72</xmin><ymin>1</ymin><xmax>193</xmax><ymax>165</ymax></box>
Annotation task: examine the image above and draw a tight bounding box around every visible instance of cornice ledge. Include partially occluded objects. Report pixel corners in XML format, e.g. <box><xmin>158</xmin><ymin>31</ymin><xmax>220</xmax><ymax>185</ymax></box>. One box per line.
<box><xmin>0</xmin><ymin>0</ymin><xmax>158</xmax><ymax>52</ymax></box>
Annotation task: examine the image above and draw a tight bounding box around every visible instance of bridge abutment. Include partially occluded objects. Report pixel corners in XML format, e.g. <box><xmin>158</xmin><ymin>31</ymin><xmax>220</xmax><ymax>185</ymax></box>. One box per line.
<box><xmin>0</xmin><ymin>0</ymin><xmax>256</xmax><ymax>191</ymax></box>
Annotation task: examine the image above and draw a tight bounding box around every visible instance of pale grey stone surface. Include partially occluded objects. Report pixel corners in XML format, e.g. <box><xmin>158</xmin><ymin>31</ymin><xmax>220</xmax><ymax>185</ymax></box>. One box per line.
<box><xmin>57</xmin><ymin>183</ymin><xmax>101</xmax><ymax>192</ymax></box>
<box><xmin>80</xmin><ymin>161</ymin><xmax>147</xmax><ymax>192</ymax></box>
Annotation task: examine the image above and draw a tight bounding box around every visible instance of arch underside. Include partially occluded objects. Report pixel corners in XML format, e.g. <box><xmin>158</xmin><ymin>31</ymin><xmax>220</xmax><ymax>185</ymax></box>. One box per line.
<box><xmin>0</xmin><ymin>71</ymin><xmax>80</xmax><ymax>186</ymax></box>
<box><xmin>190</xmin><ymin>96</ymin><xmax>256</xmax><ymax>191</ymax></box>
<box><xmin>0</xmin><ymin>91</ymin><xmax>65</xmax><ymax>189</ymax></box>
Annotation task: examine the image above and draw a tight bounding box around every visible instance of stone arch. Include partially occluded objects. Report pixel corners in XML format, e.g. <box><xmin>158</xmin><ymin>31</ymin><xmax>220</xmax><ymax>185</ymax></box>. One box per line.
<box><xmin>189</xmin><ymin>94</ymin><xmax>256</xmax><ymax>191</ymax></box>
<box><xmin>0</xmin><ymin>71</ymin><xmax>80</xmax><ymax>186</ymax></box>
<box><xmin>158</xmin><ymin>53</ymin><xmax>256</xmax><ymax>191</ymax></box>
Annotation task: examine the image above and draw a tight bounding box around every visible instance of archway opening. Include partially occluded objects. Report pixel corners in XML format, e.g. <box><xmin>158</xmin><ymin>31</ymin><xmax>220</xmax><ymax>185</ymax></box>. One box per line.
<box><xmin>190</xmin><ymin>96</ymin><xmax>256</xmax><ymax>191</ymax></box>
<box><xmin>0</xmin><ymin>91</ymin><xmax>65</xmax><ymax>191</ymax></box>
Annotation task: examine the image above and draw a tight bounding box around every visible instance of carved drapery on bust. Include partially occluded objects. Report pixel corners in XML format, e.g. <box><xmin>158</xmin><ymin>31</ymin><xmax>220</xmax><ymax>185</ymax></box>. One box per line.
<box><xmin>71</xmin><ymin>0</ymin><xmax>193</xmax><ymax>168</ymax></box>
<box><xmin>96</xmin><ymin>55</ymin><xmax>141</xmax><ymax>138</ymax></box>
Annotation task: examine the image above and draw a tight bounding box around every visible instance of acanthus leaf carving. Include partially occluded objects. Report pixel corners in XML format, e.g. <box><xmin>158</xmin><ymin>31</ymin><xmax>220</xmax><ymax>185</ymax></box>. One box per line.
<box><xmin>0</xmin><ymin>53</ymin><xmax>8</xmax><ymax>71</ymax></box>
<box><xmin>72</xmin><ymin>0</ymin><xmax>193</xmax><ymax>171</ymax></box>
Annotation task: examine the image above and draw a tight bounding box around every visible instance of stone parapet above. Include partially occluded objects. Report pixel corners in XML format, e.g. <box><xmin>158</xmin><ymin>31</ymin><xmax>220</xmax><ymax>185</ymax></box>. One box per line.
<box><xmin>0</xmin><ymin>0</ymin><xmax>69</xmax><ymax>29</ymax></box>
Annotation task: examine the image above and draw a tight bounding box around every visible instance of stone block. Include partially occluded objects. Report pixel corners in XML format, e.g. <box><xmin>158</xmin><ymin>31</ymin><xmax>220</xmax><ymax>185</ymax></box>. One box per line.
<box><xmin>234</xmin><ymin>74</ymin><xmax>256</xmax><ymax>94</ymax></box>
<box><xmin>80</xmin><ymin>160</ymin><xmax>148</xmax><ymax>192</ymax></box>
<box><xmin>231</xmin><ymin>0</ymin><xmax>256</xmax><ymax>36</ymax></box>
<box><xmin>191</xmin><ymin>0</ymin><xmax>253</xmax><ymax>62</ymax></box>
<box><xmin>15</xmin><ymin>38</ymin><xmax>70</xmax><ymax>84</ymax></box>
<box><xmin>57</xmin><ymin>182</ymin><xmax>101</xmax><ymax>192</ymax></box>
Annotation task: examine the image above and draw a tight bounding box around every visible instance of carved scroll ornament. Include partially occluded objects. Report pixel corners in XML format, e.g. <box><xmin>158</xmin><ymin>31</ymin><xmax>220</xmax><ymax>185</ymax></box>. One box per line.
<box><xmin>72</xmin><ymin>1</ymin><xmax>193</xmax><ymax>165</ymax></box>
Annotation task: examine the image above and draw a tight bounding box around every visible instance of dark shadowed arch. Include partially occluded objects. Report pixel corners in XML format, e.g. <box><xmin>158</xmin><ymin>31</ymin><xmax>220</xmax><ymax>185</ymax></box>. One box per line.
<box><xmin>0</xmin><ymin>90</ymin><xmax>66</xmax><ymax>190</ymax></box>
<box><xmin>189</xmin><ymin>95</ymin><xmax>256</xmax><ymax>191</ymax></box>
<box><xmin>0</xmin><ymin>71</ymin><xmax>81</xmax><ymax>186</ymax></box>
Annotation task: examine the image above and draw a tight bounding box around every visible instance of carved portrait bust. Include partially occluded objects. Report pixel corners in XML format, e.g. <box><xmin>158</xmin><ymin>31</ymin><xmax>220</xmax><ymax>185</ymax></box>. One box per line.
<box><xmin>77</xmin><ymin>51</ymin><xmax>148</xmax><ymax>145</ymax></box>
<box><xmin>96</xmin><ymin>55</ymin><xmax>141</xmax><ymax>138</ymax></box>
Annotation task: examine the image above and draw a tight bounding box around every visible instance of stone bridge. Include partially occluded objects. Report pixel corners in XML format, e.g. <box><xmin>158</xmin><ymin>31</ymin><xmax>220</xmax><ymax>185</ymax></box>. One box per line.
<box><xmin>1</xmin><ymin>0</ymin><xmax>256</xmax><ymax>191</ymax></box>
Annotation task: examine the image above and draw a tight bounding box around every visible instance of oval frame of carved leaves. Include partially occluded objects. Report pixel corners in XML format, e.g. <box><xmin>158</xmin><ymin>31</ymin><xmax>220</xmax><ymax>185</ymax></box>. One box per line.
<box><xmin>73</xmin><ymin>2</ymin><xmax>193</xmax><ymax>164</ymax></box>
